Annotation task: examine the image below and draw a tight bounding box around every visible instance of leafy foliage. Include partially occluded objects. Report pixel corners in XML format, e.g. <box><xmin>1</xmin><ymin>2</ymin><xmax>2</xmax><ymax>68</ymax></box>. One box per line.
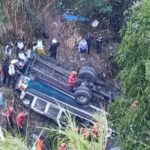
<box><xmin>74</xmin><ymin>0</ymin><xmax>112</xmax><ymax>18</ymax></box>
<box><xmin>109</xmin><ymin>0</ymin><xmax>150</xmax><ymax>149</ymax></box>
<box><xmin>56</xmin><ymin>0</ymin><xmax>112</xmax><ymax>18</ymax></box>
<box><xmin>0</xmin><ymin>132</ymin><xmax>29</xmax><ymax>150</ymax></box>
<box><xmin>44</xmin><ymin>113</ymin><xmax>108</xmax><ymax>150</ymax></box>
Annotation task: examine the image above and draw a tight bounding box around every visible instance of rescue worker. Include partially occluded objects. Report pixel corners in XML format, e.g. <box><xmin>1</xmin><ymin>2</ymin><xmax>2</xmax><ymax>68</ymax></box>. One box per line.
<box><xmin>2</xmin><ymin>57</ymin><xmax>10</xmax><ymax>85</ymax></box>
<box><xmin>4</xmin><ymin>42</ymin><xmax>13</xmax><ymax>57</ymax></box>
<box><xmin>16</xmin><ymin>112</ymin><xmax>28</xmax><ymax>134</ymax></box>
<box><xmin>130</xmin><ymin>100</ymin><xmax>139</xmax><ymax>112</ymax></box>
<box><xmin>4</xmin><ymin>106</ymin><xmax>15</xmax><ymax>131</ymax></box>
<box><xmin>36</xmin><ymin>39</ymin><xmax>46</xmax><ymax>55</ymax></box>
<box><xmin>16</xmin><ymin>59</ymin><xmax>26</xmax><ymax>74</ymax></box>
<box><xmin>25</xmin><ymin>42</ymin><xmax>32</xmax><ymax>60</ymax></box>
<box><xmin>0</xmin><ymin>64</ymin><xmax>3</xmax><ymax>86</ymax></box>
<box><xmin>78</xmin><ymin>39</ymin><xmax>88</xmax><ymax>61</ymax></box>
<box><xmin>36</xmin><ymin>136</ymin><xmax>44</xmax><ymax>150</ymax></box>
<box><xmin>8</xmin><ymin>60</ymin><xmax>18</xmax><ymax>88</ymax></box>
<box><xmin>16</xmin><ymin>39</ymin><xmax>25</xmax><ymax>56</ymax></box>
<box><xmin>68</xmin><ymin>71</ymin><xmax>77</xmax><ymax>92</ymax></box>
<box><xmin>49</xmin><ymin>38</ymin><xmax>60</xmax><ymax>59</ymax></box>
<box><xmin>58</xmin><ymin>143</ymin><xmax>67</xmax><ymax>150</ymax></box>
<box><xmin>91</xmin><ymin>123</ymin><xmax>99</xmax><ymax>139</ymax></box>
<box><xmin>80</xmin><ymin>127</ymin><xmax>90</xmax><ymax>139</ymax></box>
<box><xmin>86</xmin><ymin>33</ymin><xmax>94</xmax><ymax>55</ymax></box>
<box><xmin>18</xmin><ymin>51</ymin><xmax>27</xmax><ymax>62</ymax></box>
<box><xmin>95</xmin><ymin>34</ymin><xmax>103</xmax><ymax>54</ymax></box>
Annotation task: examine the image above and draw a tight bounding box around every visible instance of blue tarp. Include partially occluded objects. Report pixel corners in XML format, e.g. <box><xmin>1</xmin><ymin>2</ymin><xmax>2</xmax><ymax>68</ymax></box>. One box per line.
<box><xmin>63</xmin><ymin>13</ymin><xmax>89</xmax><ymax>22</ymax></box>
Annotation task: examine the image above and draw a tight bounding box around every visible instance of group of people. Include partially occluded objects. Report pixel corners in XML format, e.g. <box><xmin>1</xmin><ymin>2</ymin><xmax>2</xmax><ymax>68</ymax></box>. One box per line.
<box><xmin>0</xmin><ymin>37</ymin><xmax>60</xmax><ymax>88</ymax></box>
<box><xmin>79</xmin><ymin>33</ymin><xmax>103</xmax><ymax>61</ymax></box>
<box><xmin>4</xmin><ymin>103</ymin><xmax>28</xmax><ymax>134</ymax></box>
<box><xmin>4</xmin><ymin>105</ymin><xmax>45</xmax><ymax>150</ymax></box>
<box><xmin>0</xmin><ymin>31</ymin><xmax>103</xmax><ymax>150</ymax></box>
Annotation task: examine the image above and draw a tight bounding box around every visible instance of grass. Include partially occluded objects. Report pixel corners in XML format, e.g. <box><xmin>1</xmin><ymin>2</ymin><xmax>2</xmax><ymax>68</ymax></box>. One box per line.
<box><xmin>0</xmin><ymin>132</ymin><xmax>29</xmax><ymax>150</ymax></box>
<box><xmin>42</xmin><ymin>112</ymin><xmax>108</xmax><ymax>150</ymax></box>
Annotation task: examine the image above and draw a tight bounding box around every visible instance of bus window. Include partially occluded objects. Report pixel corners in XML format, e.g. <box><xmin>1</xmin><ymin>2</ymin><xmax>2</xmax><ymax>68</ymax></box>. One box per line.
<box><xmin>23</xmin><ymin>93</ymin><xmax>34</xmax><ymax>106</ymax></box>
<box><xmin>33</xmin><ymin>98</ymin><xmax>47</xmax><ymax>112</ymax></box>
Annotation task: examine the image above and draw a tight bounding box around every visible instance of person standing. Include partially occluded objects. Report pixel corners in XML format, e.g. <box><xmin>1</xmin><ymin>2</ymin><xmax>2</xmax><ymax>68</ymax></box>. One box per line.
<box><xmin>78</xmin><ymin>39</ymin><xmax>88</xmax><ymax>61</ymax></box>
<box><xmin>4</xmin><ymin>106</ymin><xmax>15</xmax><ymax>131</ymax></box>
<box><xmin>49</xmin><ymin>38</ymin><xmax>60</xmax><ymax>59</ymax></box>
<box><xmin>36</xmin><ymin>136</ymin><xmax>44</xmax><ymax>150</ymax></box>
<box><xmin>16</xmin><ymin>39</ymin><xmax>25</xmax><ymax>56</ymax></box>
<box><xmin>36</xmin><ymin>39</ymin><xmax>46</xmax><ymax>56</ymax></box>
<box><xmin>2</xmin><ymin>57</ymin><xmax>10</xmax><ymax>85</ymax></box>
<box><xmin>58</xmin><ymin>143</ymin><xmax>67</xmax><ymax>150</ymax></box>
<box><xmin>68</xmin><ymin>71</ymin><xmax>77</xmax><ymax>92</ymax></box>
<box><xmin>16</xmin><ymin>112</ymin><xmax>28</xmax><ymax>134</ymax></box>
<box><xmin>95</xmin><ymin>34</ymin><xmax>103</xmax><ymax>54</ymax></box>
<box><xmin>0</xmin><ymin>64</ymin><xmax>3</xmax><ymax>86</ymax></box>
<box><xmin>86</xmin><ymin>33</ymin><xmax>94</xmax><ymax>55</ymax></box>
<box><xmin>8</xmin><ymin>60</ymin><xmax>17</xmax><ymax>88</ymax></box>
<box><xmin>4</xmin><ymin>42</ymin><xmax>13</xmax><ymax>58</ymax></box>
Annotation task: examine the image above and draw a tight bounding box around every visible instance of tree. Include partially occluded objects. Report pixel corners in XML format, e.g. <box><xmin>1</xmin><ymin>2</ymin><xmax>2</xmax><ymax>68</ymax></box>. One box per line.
<box><xmin>109</xmin><ymin>0</ymin><xmax>150</xmax><ymax>149</ymax></box>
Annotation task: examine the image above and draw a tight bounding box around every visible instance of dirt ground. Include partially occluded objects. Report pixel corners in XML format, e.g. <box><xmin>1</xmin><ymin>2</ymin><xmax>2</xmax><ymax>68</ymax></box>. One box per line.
<box><xmin>0</xmin><ymin>7</ymin><xmax>119</xmax><ymax>149</ymax></box>
<box><xmin>42</xmin><ymin>8</ymin><xmax>119</xmax><ymax>81</ymax></box>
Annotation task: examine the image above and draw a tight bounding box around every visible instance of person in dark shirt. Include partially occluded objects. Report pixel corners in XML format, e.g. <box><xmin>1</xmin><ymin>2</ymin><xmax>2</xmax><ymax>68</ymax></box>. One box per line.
<box><xmin>95</xmin><ymin>34</ymin><xmax>103</xmax><ymax>54</ymax></box>
<box><xmin>86</xmin><ymin>33</ymin><xmax>94</xmax><ymax>54</ymax></box>
<box><xmin>49</xmin><ymin>38</ymin><xmax>60</xmax><ymax>59</ymax></box>
<box><xmin>2</xmin><ymin>57</ymin><xmax>10</xmax><ymax>85</ymax></box>
<box><xmin>4</xmin><ymin>106</ymin><xmax>15</xmax><ymax>131</ymax></box>
<box><xmin>16</xmin><ymin>39</ymin><xmax>25</xmax><ymax>57</ymax></box>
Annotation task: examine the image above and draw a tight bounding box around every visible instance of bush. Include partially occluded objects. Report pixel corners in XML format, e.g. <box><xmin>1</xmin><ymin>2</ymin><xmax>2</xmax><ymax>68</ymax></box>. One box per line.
<box><xmin>109</xmin><ymin>0</ymin><xmax>150</xmax><ymax>149</ymax></box>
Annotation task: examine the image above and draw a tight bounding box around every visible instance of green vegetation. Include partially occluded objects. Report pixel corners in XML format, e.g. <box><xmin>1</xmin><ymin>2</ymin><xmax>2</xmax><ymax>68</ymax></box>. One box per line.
<box><xmin>0</xmin><ymin>132</ymin><xmax>29</xmax><ymax>150</ymax></box>
<box><xmin>0</xmin><ymin>113</ymin><xmax>107</xmax><ymax>150</ymax></box>
<box><xmin>56</xmin><ymin>0</ymin><xmax>112</xmax><ymax>18</ymax></box>
<box><xmin>109</xmin><ymin>0</ymin><xmax>150</xmax><ymax>149</ymax></box>
<box><xmin>43</xmin><ymin>113</ymin><xmax>108</xmax><ymax>150</ymax></box>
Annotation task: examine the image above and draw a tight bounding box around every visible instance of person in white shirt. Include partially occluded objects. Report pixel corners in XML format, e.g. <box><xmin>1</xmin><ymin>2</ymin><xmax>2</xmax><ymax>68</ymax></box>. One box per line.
<box><xmin>4</xmin><ymin>42</ymin><xmax>13</xmax><ymax>57</ymax></box>
<box><xmin>78</xmin><ymin>39</ymin><xmax>88</xmax><ymax>61</ymax></box>
<box><xmin>16</xmin><ymin>39</ymin><xmax>25</xmax><ymax>56</ymax></box>
<box><xmin>7</xmin><ymin>60</ymin><xmax>18</xmax><ymax>88</ymax></box>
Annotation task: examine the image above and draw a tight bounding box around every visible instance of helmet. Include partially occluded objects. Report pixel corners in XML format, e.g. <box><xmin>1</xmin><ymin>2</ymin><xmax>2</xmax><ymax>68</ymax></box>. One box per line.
<box><xmin>24</xmin><ymin>112</ymin><xmax>28</xmax><ymax>116</ymax></box>
<box><xmin>52</xmin><ymin>38</ymin><xmax>58</xmax><ymax>44</ymax></box>
<box><xmin>60</xmin><ymin>143</ymin><xmax>66</xmax><ymax>148</ymax></box>
<box><xmin>8</xmin><ymin>107</ymin><xmax>14</xmax><ymax>113</ymax></box>
<box><xmin>70</xmin><ymin>71</ymin><xmax>77</xmax><ymax>76</ymax></box>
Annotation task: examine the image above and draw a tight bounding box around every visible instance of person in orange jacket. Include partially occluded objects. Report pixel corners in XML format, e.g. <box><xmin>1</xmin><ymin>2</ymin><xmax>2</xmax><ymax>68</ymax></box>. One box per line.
<box><xmin>4</xmin><ymin>106</ymin><xmax>15</xmax><ymax>131</ymax></box>
<box><xmin>16</xmin><ymin>112</ymin><xmax>28</xmax><ymax>134</ymax></box>
<box><xmin>58</xmin><ymin>143</ymin><xmax>67</xmax><ymax>150</ymax></box>
<box><xmin>80</xmin><ymin>127</ymin><xmax>90</xmax><ymax>139</ymax></box>
<box><xmin>91</xmin><ymin>123</ymin><xmax>99</xmax><ymax>139</ymax></box>
<box><xmin>68</xmin><ymin>71</ymin><xmax>77</xmax><ymax>92</ymax></box>
<box><xmin>36</xmin><ymin>136</ymin><xmax>44</xmax><ymax>150</ymax></box>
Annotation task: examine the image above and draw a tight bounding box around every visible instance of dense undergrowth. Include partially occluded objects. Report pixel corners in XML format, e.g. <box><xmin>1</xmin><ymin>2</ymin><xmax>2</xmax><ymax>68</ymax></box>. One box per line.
<box><xmin>109</xmin><ymin>0</ymin><xmax>150</xmax><ymax>149</ymax></box>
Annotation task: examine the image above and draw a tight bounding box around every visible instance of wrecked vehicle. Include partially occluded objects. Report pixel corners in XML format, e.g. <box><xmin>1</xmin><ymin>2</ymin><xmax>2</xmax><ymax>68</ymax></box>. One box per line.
<box><xmin>16</xmin><ymin>56</ymin><xmax>118</xmax><ymax>125</ymax></box>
